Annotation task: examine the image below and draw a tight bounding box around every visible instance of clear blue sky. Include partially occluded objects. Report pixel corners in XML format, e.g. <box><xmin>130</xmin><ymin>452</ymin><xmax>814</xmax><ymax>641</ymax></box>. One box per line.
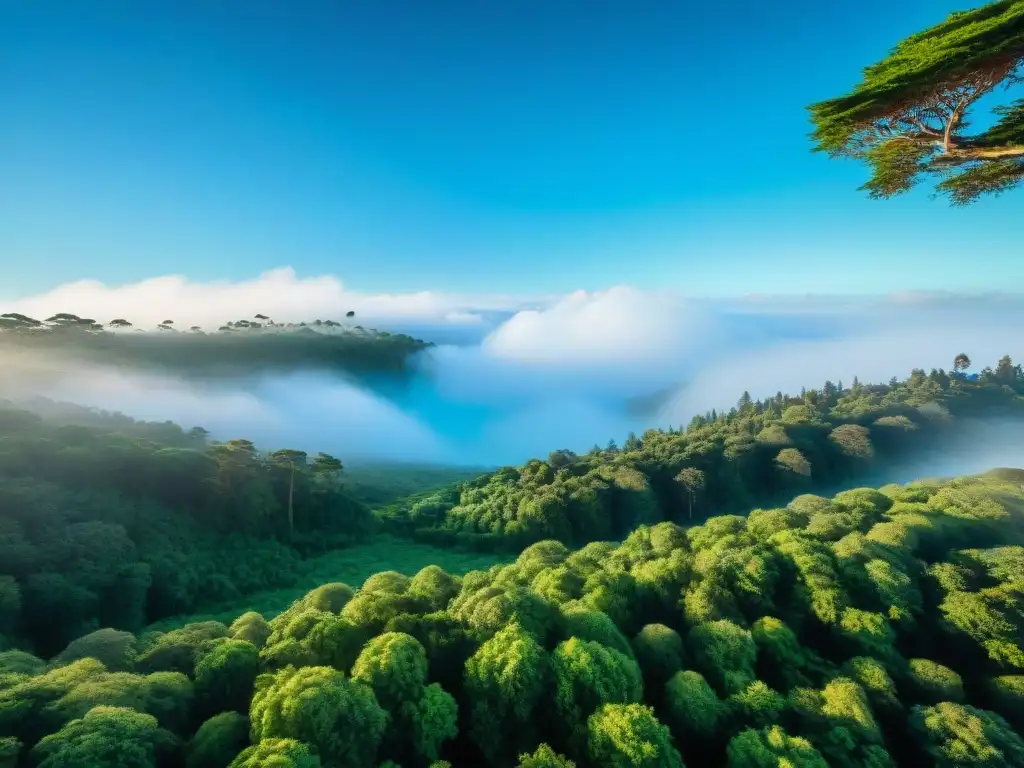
<box><xmin>1</xmin><ymin>0</ymin><xmax>1020</xmax><ymax>299</ymax></box>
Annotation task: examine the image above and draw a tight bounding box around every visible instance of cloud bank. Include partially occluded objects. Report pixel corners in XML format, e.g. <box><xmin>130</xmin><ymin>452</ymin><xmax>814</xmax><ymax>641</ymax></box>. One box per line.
<box><xmin>3</xmin><ymin>271</ymin><xmax>1023</xmax><ymax>468</ymax></box>
<box><xmin>1</xmin><ymin>267</ymin><xmax>542</xmax><ymax>331</ymax></box>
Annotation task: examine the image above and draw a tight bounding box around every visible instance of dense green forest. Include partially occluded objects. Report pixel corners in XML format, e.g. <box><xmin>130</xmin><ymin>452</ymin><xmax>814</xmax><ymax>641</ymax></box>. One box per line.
<box><xmin>0</xmin><ymin>355</ymin><xmax>1020</xmax><ymax>766</ymax></box>
<box><xmin>0</xmin><ymin>311</ymin><xmax>430</xmax><ymax>378</ymax></box>
<box><xmin>4</xmin><ymin>466</ymin><xmax>1024</xmax><ymax>767</ymax></box>
<box><xmin>379</xmin><ymin>355</ymin><xmax>1024</xmax><ymax>552</ymax></box>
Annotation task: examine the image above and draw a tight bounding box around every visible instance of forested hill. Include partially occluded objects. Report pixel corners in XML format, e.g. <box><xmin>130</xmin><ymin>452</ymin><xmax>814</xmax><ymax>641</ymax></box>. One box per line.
<box><xmin>379</xmin><ymin>355</ymin><xmax>1024</xmax><ymax>551</ymax></box>
<box><xmin>0</xmin><ymin>311</ymin><xmax>430</xmax><ymax>379</ymax></box>
<box><xmin>0</xmin><ymin>401</ymin><xmax>375</xmax><ymax>657</ymax></box>
<box><xmin>2</xmin><ymin>471</ymin><xmax>1024</xmax><ymax>767</ymax></box>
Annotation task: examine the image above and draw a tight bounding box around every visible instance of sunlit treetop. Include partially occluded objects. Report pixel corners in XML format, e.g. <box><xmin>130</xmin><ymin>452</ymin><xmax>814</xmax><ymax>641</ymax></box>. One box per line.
<box><xmin>809</xmin><ymin>0</ymin><xmax>1024</xmax><ymax>204</ymax></box>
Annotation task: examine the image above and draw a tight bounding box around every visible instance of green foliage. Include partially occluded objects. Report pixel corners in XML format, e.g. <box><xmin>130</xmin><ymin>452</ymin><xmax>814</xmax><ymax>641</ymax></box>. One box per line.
<box><xmin>586</xmin><ymin>703</ymin><xmax>684</xmax><ymax>767</ymax></box>
<box><xmin>3</xmin><ymin>361</ymin><xmax>1024</xmax><ymax>767</ymax></box>
<box><xmin>687</xmin><ymin>620</ymin><xmax>757</xmax><ymax>696</ymax></box>
<box><xmin>726</xmin><ymin>725</ymin><xmax>828</xmax><ymax>767</ymax></box>
<box><xmin>911</xmin><ymin>701</ymin><xmax>1024</xmax><ymax>766</ymax></box>
<box><xmin>3</xmin><ymin>470</ymin><xmax>1024</xmax><ymax>764</ymax></box>
<box><xmin>351</xmin><ymin>632</ymin><xmax>428</xmax><ymax>711</ymax></box>
<box><xmin>51</xmin><ymin>628</ymin><xmax>137</xmax><ymax>672</ymax></box>
<box><xmin>727</xmin><ymin>680</ymin><xmax>787</xmax><ymax>730</ymax></box>
<box><xmin>136</xmin><ymin>621</ymin><xmax>229</xmax><ymax>676</ymax></box>
<box><xmin>29</xmin><ymin>705</ymin><xmax>178</xmax><ymax>768</ymax></box>
<box><xmin>631</xmin><ymin>624</ymin><xmax>684</xmax><ymax>687</ymax></box>
<box><xmin>407</xmin><ymin>682</ymin><xmax>459</xmax><ymax>762</ymax></box>
<box><xmin>808</xmin><ymin>0</ymin><xmax>1024</xmax><ymax>204</ymax></box>
<box><xmin>664</xmin><ymin>670</ymin><xmax>721</xmax><ymax>744</ymax></box>
<box><xmin>229</xmin><ymin>738</ymin><xmax>321</xmax><ymax>767</ymax></box>
<box><xmin>186</xmin><ymin>711</ymin><xmax>249</xmax><ymax>768</ymax></box>
<box><xmin>378</xmin><ymin>357</ymin><xmax>1024</xmax><ymax>552</ymax></box>
<box><xmin>229</xmin><ymin>612</ymin><xmax>272</xmax><ymax>648</ymax></box>
<box><xmin>464</xmin><ymin>621</ymin><xmax>549</xmax><ymax>761</ymax></box>
<box><xmin>249</xmin><ymin>665</ymin><xmax>387</xmax><ymax>767</ymax></box>
<box><xmin>518</xmin><ymin>743</ymin><xmax>577</xmax><ymax>767</ymax></box>
<box><xmin>0</xmin><ymin>402</ymin><xmax>377</xmax><ymax>654</ymax></box>
<box><xmin>907</xmin><ymin>658</ymin><xmax>965</xmax><ymax>704</ymax></box>
<box><xmin>0</xmin><ymin>650</ymin><xmax>44</xmax><ymax>676</ymax></box>
<box><xmin>551</xmin><ymin>637</ymin><xmax>644</xmax><ymax>751</ymax></box>
<box><xmin>194</xmin><ymin>638</ymin><xmax>260</xmax><ymax>716</ymax></box>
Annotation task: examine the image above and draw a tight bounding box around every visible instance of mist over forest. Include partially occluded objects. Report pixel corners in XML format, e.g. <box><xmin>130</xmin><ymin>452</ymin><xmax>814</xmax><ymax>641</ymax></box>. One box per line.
<box><xmin>2</xmin><ymin>291</ymin><xmax>1021</xmax><ymax>470</ymax></box>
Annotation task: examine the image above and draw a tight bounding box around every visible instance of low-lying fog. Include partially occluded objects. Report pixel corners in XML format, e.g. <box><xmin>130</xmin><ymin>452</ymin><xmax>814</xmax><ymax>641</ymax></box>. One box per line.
<box><xmin>2</xmin><ymin>281</ymin><xmax>1022</xmax><ymax>476</ymax></box>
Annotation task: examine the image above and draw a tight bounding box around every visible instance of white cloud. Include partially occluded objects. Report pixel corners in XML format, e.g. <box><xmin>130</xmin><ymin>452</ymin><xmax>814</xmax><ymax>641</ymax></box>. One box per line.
<box><xmin>481</xmin><ymin>286</ymin><xmax>717</xmax><ymax>365</ymax></box>
<box><xmin>2</xmin><ymin>268</ymin><xmax>539</xmax><ymax>330</ymax></box>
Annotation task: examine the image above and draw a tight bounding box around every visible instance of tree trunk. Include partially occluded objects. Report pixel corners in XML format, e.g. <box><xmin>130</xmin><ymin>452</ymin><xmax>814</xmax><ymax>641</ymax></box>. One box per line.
<box><xmin>688</xmin><ymin>490</ymin><xmax>693</xmax><ymax>520</ymax></box>
<box><xmin>287</xmin><ymin>463</ymin><xmax>295</xmax><ymax>542</ymax></box>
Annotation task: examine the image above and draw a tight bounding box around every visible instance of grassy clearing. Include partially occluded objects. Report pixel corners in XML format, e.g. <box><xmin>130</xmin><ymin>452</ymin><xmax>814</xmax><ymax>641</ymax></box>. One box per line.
<box><xmin>144</xmin><ymin>534</ymin><xmax>508</xmax><ymax>632</ymax></box>
<box><xmin>344</xmin><ymin>461</ymin><xmax>489</xmax><ymax>507</ymax></box>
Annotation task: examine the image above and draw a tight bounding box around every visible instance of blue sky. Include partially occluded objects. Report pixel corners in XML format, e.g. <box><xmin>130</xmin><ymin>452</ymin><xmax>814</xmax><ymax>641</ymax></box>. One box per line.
<box><xmin>1</xmin><ymin>0</ymin><xmax>1021</xmax><ymax>300</ymax></box>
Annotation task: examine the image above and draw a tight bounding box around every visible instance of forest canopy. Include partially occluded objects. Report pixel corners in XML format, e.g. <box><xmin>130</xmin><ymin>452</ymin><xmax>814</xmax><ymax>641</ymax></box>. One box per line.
<box><xmin>808</xmin><ymin>0</ymin><xmax>1024</xmax><ymax>204</ymax></box>
<box><xmin>0</xmin><ymin>353</ymin><xmax>1021</xmax><ymax>765</ymax></box>
<box><xmin>380</xmin><ymin>354</ymin><xmax>1024</xmax><ymax>553</ymax></box>
<box><xmin>3</xmin><ymin>470</ymin><xmax>1024</xmax><ymax>766</ymax></box>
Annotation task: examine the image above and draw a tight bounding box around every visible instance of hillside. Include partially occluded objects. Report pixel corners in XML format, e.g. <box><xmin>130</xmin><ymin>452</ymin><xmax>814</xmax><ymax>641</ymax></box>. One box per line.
<box><xmin>0</xmin><ymin>311</ymin><xmax>430</xmax><ymax>380</ymax></box>
<box><xmin>378</xmin><ymin>355</ymin><xmax>1024</xmax><ymax>552</ymax></box>
<box><xmin>0</xmin><ymin>400</ymin><xmax>376</xmax><ymax>656</ymax></box>
<box><xmin>2</xmin><ymin>471</ymin><xmax>1024</xmax><ymax>766</ymax></box>
<box><xmin>0</xmin><ymin>357</ymin><xmax>1022</xmax><ymax>767</ymax></box>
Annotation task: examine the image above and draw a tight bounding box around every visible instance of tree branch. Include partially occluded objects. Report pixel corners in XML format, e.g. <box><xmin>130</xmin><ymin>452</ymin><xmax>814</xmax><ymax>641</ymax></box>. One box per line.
<box><xmin>930</xmin><ymin>145</ymin><xmax>1024</xmax><ymax>165</ymax></box>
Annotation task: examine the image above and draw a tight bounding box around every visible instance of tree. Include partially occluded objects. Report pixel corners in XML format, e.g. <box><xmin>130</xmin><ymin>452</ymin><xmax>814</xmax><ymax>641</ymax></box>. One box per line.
<box><xmin>632</xmin><ymin>624</ymin><xmax>685</xmax><ymax>687</ymax></box>
<box><xmin>674</xmin><ymin>467</ymin><xmax>706</xmax><ymax>520</ymax></box>
<box><xmin>688</xmin><ymin>620</ymin><xmax>758</xmax><ymax>697</ymax></box>
<box><xmin>464</xmin><ymin>621</ymin><xmax>549</xmax><ymax>761</ymax></box>
<box><xmin>408</xmin><ymin>682</ymin><xmax>459</xmax><ymax>762</ymax></box>
<box><xmin>249</xmin><ymin>665</ymin><xmax>387</xmax><ymax>768</ymax></box>
<box><xmin>550</xmin><ymin>637</ymin><xmax>644</xmax><ymax>750</ymax></box>
<box><xmin>229</xmin><ymin>738</ymin><xmax>321</xmax><ymax>767</ymax></box>
<box><xmin>995</xmin><ymin>354</ymin><xmax>1017</xmax><ymax>382</ymax></box>
<box><xmin>346</xmin><ymin>310</ymin><xmax>356</xmax><ymax>318</ymax></box>
<box><xmin>193</xmin><ymin>639</ymin><xmax>260</xmax><ymax>717</ymax></box>
<box><xmin>518</xmin><ymin>744</ymin><xmax>576</xmax><ymax>767</ymax></box>
<box><xmin>269</xmin><ymin>449</ymin><xmax>308</xmax><ymax>540</ymax></box>
<box><xmin>738</xmin><ymin>391</ymin><xmax>754</xmax><ymax>413</ymax></box>
<box><xmin>186</xmin><ymin>712</ymin><xmax>249</xmax><ymax>768</ymax></box>
<box><xmin>108</xmin><ymin>318</ymin><xmax>132</xmax><ymax>329</ymax></box>
<box><xmin>775</xmin><ymin>448</ymin><xmax>812</xmax><ymax>480</ymax></box>
<box><xmin>29</xmin><ymin>706</ymin><xmax>178</xmax><ymax>768</ymax></box>
<box><xmin>311</xmin><ymin>452</ymin><xmax>343</xmax><ymax>480</ymax></box>
<box><xmin>350</xmin><ymin>632</ymin><xmax>428</xmax><ymax>711</ymax></box>
<box><xmin>664</xmin><ymin>670</ymin><xmax>722</xmax><ymax>745</ymax></box>
<box><xmin>910</xmin><ymin>701</ymin><xmax>1024</xmax><ymax>766</ymax></box>
<box><xmin>586</xmin><ymin>703</ymin><xmax>684</xmax><ymax>768</ymax></box>
<box><xmin>51</xmin><ymin>628</ymin><xmax>137</xmax><ymax>671</ymax></box>
<box><xmin>808</xmin><ymin>1</ymin><xmax>1024</xmax><ymax>205</ymax></box>
<box><xmin>954</xmin><ymin>353</ymin><xmax>972</xmax><ymax>374</ymax></box>
<box><xmin>46</xmin><ymin>313</ymin><xmax>81</xmax><ymax>324</ymax></box>
<box><xmin>726</xmin><ymin>725</ymin><xmax>828</xmax><ymax>767</ymax></box>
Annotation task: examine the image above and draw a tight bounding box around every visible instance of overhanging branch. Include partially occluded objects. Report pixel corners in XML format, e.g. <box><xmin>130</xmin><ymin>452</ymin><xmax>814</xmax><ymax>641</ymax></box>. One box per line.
<box><xmin>930</xmin><ymin>144</ymin><xmax>1024</xmax><ymax>165</ymax></box>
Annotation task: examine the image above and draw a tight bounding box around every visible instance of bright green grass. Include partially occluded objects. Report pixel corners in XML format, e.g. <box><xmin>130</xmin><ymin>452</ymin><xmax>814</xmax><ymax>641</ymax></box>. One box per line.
<box><xmin>343</xmin><ymin>461</ymin><xmax>489</xmax><ymax>507</ymax></box>
<box><xmin>144</xmin><ymin>534</ymin><xmax>508</xmax><ymax>633</ymax></box>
